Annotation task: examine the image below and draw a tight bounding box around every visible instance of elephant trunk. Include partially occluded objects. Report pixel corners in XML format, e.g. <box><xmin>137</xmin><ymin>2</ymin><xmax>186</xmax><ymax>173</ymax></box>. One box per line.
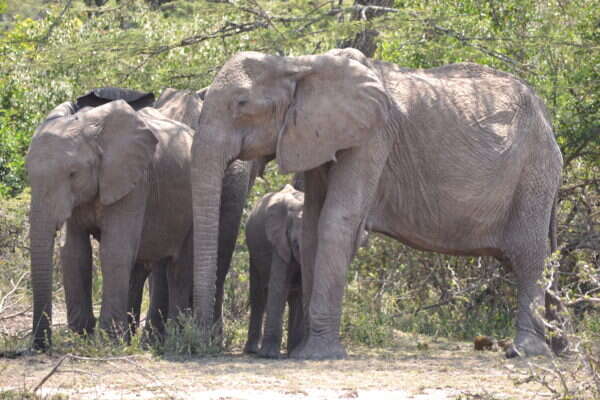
<box><xmin>191</xmin><ymin>130</ymin><xmax>241</xmax><ymax>342</ymax></box>
<box><xmin>29</xmin><ymin>200</ymin><xmax>57</xmax><ymax>350</ymax></box>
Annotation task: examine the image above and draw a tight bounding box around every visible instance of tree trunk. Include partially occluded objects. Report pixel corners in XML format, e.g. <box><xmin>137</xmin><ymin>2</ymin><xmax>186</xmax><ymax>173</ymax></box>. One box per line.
<box><xmin>339</xmin><ymin>0</ymin><xmax>395</xmax><ymax>57</ymax></box>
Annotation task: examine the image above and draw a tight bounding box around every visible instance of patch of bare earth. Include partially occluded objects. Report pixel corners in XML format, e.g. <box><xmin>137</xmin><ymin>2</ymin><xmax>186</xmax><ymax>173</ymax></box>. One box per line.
<box><xmin>1</xmin><ymin>324</ymin><xmax>582</xmax><ymax>400</ymax></box>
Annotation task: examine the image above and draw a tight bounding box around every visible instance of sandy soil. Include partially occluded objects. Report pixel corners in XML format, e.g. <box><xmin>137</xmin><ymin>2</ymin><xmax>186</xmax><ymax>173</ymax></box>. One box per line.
<box><xmin>1</xmin><ymin>321</ymin><xmax>578</xmax><ymax>400</ymax></box>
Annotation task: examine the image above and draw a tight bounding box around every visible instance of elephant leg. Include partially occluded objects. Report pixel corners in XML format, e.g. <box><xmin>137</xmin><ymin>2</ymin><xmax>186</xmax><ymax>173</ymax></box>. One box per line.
<box><xmin>259</xmin><ymin>253</ymin><xmax>292</xmax><ymax>359</ymax></box>
<box><xmin>502</xmin><ymin>185</ymin><xmax>555</xmax><ymax>358</ymax></box>
<box><xmin>287</xmin><ymin>283</ymin><xmax>304</xmax><ymax>355</ymax></box>
<box><xmin>98</xmin><ymin>185</ymin><xmax>147</xmax><ymax>338</ymax></box>
<box><xmin>244</xmin><ymin>254</ymin><xmax>266</xmax><ymax>354</ymax></box>
<box><xmin>503</xmin><ymin>244</ymin><xmax>553</xmax><ymax>358</ymax></box>
<box><xmin>128</xmin><ymin>262</ymin><xmax>149</xmax><ymax>334</ymax></box>
<box><xmin>297</xmin><ymin>167</ymin><xmax>328</xmax><ymax>344</ymax></box>
<box><xmin>291</xmin><ymin>145</ymin><xmax>386</xmax><ymax>360</ymax></box>
<box><xmin>168</xmin><ymin>232</ymin><xmax>193</xmax><ymax>320</ymax></box>
<box><xmin>61</xmin><ymin>221</ymin><xmax>95</xmax><ymax>335</ymax></box>
<box><xmin>214</xmin><ymin>165</ymin><xmax>250</xmax><ymax>335</ymax></box>
<box><xmin>145</xmin><ymin>259</ymin><xmax>170</xmax><ymax>340</ymax></box>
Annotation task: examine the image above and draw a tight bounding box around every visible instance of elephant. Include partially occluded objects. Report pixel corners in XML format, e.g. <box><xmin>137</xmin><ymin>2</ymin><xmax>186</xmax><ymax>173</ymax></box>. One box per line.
<box><xmin>189</xmin><ymin>48</ymin><xmax>563</xmax><ymax>360</ymax></box>
<box><xmin>27</xmin><ymin>87</ymin><xmax>258</xmax><ymax>349</ymax></box>
<box><xmin>244</xmin><ymin>184</ymin><xmax>305</xmax><ymax>358</ymax></box>
<box><xmin>153</xmin><ymin>87</ymin><xmax>266</xmax><ymax>337</ymax></box>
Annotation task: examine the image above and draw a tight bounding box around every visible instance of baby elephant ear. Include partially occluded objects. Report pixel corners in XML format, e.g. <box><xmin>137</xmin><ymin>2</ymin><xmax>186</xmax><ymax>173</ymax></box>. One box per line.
<box><xmin>265</xmin><ymin>200</ymin><xmax>292</xmax><ymax>263</ymax></box>
<box><xmin>276</xmin><ymin>53</ymin><xmax>391</xmax><ymax>173</ymax></box>
<box><xmin>95</xmin><ymin>100</ymin><xmax>159</xmax><ymax>205</ymax></box>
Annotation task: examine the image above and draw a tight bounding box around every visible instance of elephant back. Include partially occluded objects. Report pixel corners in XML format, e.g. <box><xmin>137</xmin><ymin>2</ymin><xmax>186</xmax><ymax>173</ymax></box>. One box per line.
<box><xmin>154</xmin><ymin>88</ymin><xmax>203</xmax><ymax>131</ymax></box>
<box><xmin>76</xmin><ymin>87</ymin><xmax>155</xmax><ymax>112</ymax></box>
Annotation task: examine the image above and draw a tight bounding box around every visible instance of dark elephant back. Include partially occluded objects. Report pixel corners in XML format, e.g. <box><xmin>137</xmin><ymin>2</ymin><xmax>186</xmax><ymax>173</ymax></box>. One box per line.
<box><xmin>76</xmin><ymin>87</ymin><xmax>155</xmax><ymax>111</ymax></box>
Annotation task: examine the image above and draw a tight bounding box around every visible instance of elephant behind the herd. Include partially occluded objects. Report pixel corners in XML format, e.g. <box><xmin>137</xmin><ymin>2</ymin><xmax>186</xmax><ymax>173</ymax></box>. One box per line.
<box><xmin>190</xmin><ymin>48</ymin><xmax>563</xmax><ymax>360</ymax></box>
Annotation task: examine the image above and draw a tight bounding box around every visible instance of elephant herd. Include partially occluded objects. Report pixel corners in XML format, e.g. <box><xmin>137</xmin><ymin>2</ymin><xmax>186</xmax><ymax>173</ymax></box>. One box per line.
<box><xmin>27</xmin><ymin>48</ymin><xmax>565</xmax><ymax>360</ymax></box>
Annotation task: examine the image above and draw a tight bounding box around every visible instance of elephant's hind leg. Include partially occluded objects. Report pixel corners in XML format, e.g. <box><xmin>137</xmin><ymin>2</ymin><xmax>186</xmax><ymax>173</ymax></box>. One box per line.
<box><xmin>145</xmin><ymin>259</ymin><xmax>170</xmax><ymax>340</ymax></box>
<box><xmin>503</xmin><ymin>246</ymin><xmax>552</xmax><ymax>358</ymax></box>
<box><xmin>128</xmin><ymin>262</ymin><xmax>149</xmax><ymax>334</ymax></box>
<box><xmin>167</xmin><ymin>232</ymin><xmax>193</xmax><ymax>320</ymax></box>
<box><xmin>502</xmin><ymin>191</ymin><xmax>555</xmax><ymax>358</ymax></box>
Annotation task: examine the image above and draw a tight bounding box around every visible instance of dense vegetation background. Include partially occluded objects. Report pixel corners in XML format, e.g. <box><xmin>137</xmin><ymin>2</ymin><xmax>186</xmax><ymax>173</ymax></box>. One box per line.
<box><xmin>0</xmin><ymin>0</ymin><xmax>598</xmax><ymax>360</ymax></box>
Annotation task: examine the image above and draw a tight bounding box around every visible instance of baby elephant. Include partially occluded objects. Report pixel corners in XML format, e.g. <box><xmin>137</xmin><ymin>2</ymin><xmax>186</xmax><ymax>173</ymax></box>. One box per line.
<box><xmin>244</xmin><ymin>185</ymin><xmax>305</xmax><ymax>358</ymax></box>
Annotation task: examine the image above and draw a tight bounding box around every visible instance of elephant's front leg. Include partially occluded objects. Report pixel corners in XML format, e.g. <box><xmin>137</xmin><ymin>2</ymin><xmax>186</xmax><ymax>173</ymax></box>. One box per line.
<box><xmin>61</xmin><ymin>221</ymin><xmax>95</xmax><ymax>335</ymax></box>
<box><xmin>98</xmin><ymin>187</ymin><xmax>147</xmax><ymax>338</ymax></box>
<box><xmin>291</xmin><ymin>145</ymin><xmax>386</xmax><ymax>360</ymax></box>
<box><xmin>244</xmin><ymin>254</ymin><xmax>267</xmax><ymax>354</ymax></box>
<box><xmin>298</xmin><ymin>167</ymin><xmax>328</xmax><ymax>338</ymax></box>
<box><xmin>259</xmin><ymin>253</ymin><xmax>292</xmax><ymax>359</ymax></box>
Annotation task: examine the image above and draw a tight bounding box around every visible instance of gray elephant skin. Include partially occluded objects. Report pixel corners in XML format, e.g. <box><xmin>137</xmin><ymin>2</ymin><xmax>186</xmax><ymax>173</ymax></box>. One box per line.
<box><xmin>27</xmin><ymin>87</ymin><xmax>255</xmax><ymax>349</ymax></box>
<box><xmin>244</xmin><ymin>184</ymin><xmax>304</xmax><ymax>358</ymax></box>
<box><xmin>190</xmin><ymin>48</ymin><xmax>563</xmax><ymax>360</ymax></box>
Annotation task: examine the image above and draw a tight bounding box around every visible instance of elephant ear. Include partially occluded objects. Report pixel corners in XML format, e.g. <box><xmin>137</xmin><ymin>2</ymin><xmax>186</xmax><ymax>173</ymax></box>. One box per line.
<box><xmin>196</xmin><ymin>86</ymin><xmax>209</xmax><ymax>101</ymax></box>
<box><xmin>265</xmin><ymin>192</ymin><xmax>293</xmax><ymax>263</ymax></box>
<box><xmin>276</xmin><ymin>52</ymin><xmax>391</xmax><ymax>173</ymax></box>
<box><xmin>88</xmin><ymin>100</ymin><xmax>159</xmax><ymax>205</ymax></box>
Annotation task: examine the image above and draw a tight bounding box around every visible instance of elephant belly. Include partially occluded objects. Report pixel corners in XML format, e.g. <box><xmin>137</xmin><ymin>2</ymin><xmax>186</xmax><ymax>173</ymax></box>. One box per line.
<box><xmin>367</xmin><ymin>186</ymin><xmax>508</xmax><ymax>258</ymax></box>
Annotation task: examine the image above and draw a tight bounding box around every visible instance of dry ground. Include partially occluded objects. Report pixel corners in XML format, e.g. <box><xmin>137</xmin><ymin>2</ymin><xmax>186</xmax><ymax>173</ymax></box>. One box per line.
<box><xmin>0</xmin><ymin>310</ymin><xmax>580</xmax><ymax>400</ymax></box>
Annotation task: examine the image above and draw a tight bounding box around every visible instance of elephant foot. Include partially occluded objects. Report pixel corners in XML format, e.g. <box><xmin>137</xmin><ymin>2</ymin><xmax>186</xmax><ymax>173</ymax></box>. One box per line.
<box><xmin>69</xmin><ymin>315</ymin><xmax>96</xmax><ymax>336</ymax></box>
<box><xmin>289</xmin><ymin>334</ymin><xmax>347</xmax><ymax>360</ymax></box>
<box><xmin>243</xmin><ymin>341</ymin><xmax>259</xmax><ymax>354</ymax></box>
<box><xmin>505</xmin><ymin>331</ymin><xmax>552</xmax><ymax>358</ymax></box>
<box><xmin>32</xmin><ymin>335</ymin><xmax>51</xmax><ymax>352</ymax></box>
<box><xmin>258</xmin><ymin>340</ymin><xmax>282</xmax><ymax>359</ymax></box>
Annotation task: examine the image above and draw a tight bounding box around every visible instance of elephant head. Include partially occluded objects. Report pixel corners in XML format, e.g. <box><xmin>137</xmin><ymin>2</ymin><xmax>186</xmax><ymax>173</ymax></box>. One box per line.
<box><xmin>265</xmin><ymin>185</ymin><xmax>304</xmax><ymax>266</ymax></box>
<box><xmin>191</xmin><ymin>48</ymin><xmax>392</xmax><ymax>335</ymax></box>
<box><xmin>26</xmin><ymin>100</ymin><xmax>159</xmax><ymax>349</ymax></box>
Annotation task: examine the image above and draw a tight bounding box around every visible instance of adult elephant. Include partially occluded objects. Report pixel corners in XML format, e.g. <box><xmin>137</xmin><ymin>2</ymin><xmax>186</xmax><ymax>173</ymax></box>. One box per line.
<box><xmin>190</xmin><ymin>48</ymin><xmax>563</xmax><ymax>360</ymax></box>
<box><xmin>27</xmin><ymin>87</ymin><xmax>256</xmax><ymax>349</ymax></box>
<box><xmin>151</xmin><ymin>87</ymin><xmax>262</xmax><ymax>333</ymax></box>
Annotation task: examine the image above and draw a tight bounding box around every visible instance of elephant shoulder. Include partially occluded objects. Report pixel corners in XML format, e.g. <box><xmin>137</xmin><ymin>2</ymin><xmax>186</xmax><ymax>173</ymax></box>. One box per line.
<box><xmin>155</xmin><ymin>88</ymin><xmax>203</xmax><ymax>129</ymax></box>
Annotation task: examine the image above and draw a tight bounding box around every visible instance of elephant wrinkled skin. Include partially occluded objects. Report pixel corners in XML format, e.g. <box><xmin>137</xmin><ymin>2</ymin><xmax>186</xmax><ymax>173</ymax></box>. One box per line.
<box><xmin>244</xmin><ymin>184</ymin><xmax>305</xmax><ymax>358</ymax></box>
<box><xmin>190</xmin><ymin>48</ymin><xmax>563</xmax><ymax>360</ymax></box>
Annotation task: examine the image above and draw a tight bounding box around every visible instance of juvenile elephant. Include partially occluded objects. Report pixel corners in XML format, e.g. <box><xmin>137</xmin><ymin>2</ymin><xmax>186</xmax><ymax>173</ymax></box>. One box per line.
<box><xmin>27</xmin><ymin>87</ymin><xmax>256</xmax><ymax>349</ymax></box>
<box><xmin>244</xmin><ymin>184</ymin><xmax>304</xmax><ymax>358</ymax></box>
<box><xmin>190</xmin><ymin>48</ymin><xmax>564</xmax><ymax>359</ymax></box>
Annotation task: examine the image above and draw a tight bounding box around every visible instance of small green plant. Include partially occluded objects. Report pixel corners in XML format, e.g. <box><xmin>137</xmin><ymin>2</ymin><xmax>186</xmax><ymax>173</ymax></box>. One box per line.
<box><xmin>154</xmin><ymin>313</ymin><xmax>221</xmax><ymax>357</ymax></box>
<box><xmin>49</xmin><ymin>326</ymin><xmax>143</xmax><ymax>358</ymax></box>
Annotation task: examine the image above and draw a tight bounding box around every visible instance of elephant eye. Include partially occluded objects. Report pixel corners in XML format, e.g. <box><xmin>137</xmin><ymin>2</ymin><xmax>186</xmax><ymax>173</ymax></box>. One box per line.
<box><xmin>238</xmin><ymin>99</ymin><xmax>248</xmax><ymax>108</ymax></box>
